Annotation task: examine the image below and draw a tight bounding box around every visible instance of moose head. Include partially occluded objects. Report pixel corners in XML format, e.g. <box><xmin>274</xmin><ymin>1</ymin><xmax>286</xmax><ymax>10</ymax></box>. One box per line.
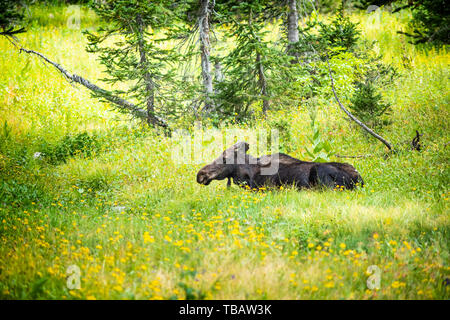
<box><xmin>196</xmin><ymin>141</ymin><xmax>251</xmax><ymax>186</ymax></box>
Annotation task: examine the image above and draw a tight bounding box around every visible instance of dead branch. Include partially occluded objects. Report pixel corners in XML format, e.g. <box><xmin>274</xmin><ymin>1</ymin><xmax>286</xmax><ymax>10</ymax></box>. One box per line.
<box><xmin>411</xmin><ymin>130</ymin><xmax>422</xmax><ymax>151</ymax></box>
<box><xmin>334</xmin><ymin>153</ymin><xmax>373</xmax><ymax>159</ymax></box>
<box><xmin>0</xmin><ymin>27</ymin><xmax>26</xmax><ymax>37</ymax></box>
<box><xmin>325</xmin><ymin>55</ymin><xmax>393</xmax><ymax>151</ymax></box>
<box><xmin>18</xmin><ymin>46</ymin><xmax>169</xmax><ymax>129</ymax></box>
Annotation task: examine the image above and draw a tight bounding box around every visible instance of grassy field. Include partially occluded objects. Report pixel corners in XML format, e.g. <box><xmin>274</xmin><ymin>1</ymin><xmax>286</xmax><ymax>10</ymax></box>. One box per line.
<box><xmin>0</xmin><ymin>5</ymin><xmax>449</xmax><ymax>299</ymax></box>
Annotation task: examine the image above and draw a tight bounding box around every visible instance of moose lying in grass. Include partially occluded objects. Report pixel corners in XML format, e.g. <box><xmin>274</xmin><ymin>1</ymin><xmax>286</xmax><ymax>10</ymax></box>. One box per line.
<box><xmin>197</xmin><ymin>141</ymin><xmax>364</xmax><ymax>190</ymax></box>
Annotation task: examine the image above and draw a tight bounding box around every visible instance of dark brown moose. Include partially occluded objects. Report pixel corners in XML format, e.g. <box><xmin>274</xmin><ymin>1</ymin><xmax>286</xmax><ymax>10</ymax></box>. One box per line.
<box><xmin>197</xmin><ymin>141</ymin><xmax>364</xmax><ymax>190</ymax></box>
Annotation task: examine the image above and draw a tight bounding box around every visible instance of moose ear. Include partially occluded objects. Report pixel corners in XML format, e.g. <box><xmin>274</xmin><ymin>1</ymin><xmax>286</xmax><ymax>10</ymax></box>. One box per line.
<box><xmin>234</xmin><ymin>141</ymin><xmax>249</xmax><ymax>154</ymax></box>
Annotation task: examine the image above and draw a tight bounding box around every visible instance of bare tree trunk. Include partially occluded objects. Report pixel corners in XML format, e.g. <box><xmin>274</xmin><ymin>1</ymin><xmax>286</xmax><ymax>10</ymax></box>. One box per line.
<box><xmin>256</xmin><ymin>52</ymin><xmax>269</xmax><ymax>115</ymax></box>
<box><xmin>287</xmin><ymin>0</ymin><xmax>299</xmax><ymax>61</ymax></box>
<box><xmin>136</xmin><ymin>15</ymin><xmax>157</xmax><ymax>127</ymax></box>
<box><xmin>199</xmin><ymin>0</ymin><xmax>214</xmax><ymax>112</ymax></box>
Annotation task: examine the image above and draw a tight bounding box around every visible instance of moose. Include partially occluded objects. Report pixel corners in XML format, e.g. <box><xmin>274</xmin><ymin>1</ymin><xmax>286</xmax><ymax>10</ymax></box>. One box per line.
<box><xmin>197</xmin><ymin>141</ymin><xmax>364</xmax><ymax>190</ymax></box>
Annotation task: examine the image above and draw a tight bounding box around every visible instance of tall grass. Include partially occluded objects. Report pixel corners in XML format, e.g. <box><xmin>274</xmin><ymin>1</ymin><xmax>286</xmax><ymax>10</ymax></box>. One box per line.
<box><xmin>0</xmin><ymin>5</ymin><xmax>448</xmax><ymax>299</ymax></box>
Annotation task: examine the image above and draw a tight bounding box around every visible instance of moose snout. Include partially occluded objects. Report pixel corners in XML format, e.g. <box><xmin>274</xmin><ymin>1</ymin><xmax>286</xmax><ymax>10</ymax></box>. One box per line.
<box><xmin>196</xmin><ymin>170</ymin><xmax>210</xmax><ymax>185</ymax></box>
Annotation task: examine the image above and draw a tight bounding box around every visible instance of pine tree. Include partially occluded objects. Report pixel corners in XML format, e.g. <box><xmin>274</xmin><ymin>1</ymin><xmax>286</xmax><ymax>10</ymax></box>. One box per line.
<box><xmin>349</xmin><ymin>79</ymin><xmax>390</xmax><ymax>127</ymax></box>
<box><xmin>318</xmin><ymin>3</ymin><xmax>360</xmax><ymax>51</ymax></box>
<box><xmin>213</xmin><ymin>1</ymin><xmax>295</xmax><ymax>122</ymax></box>
<box><xmin>0</xmin><ymin>0</ymin><xmax>25</xmax><ymax>37</ymax></box>
<box><xmin>84</xmin><ymin>0</ymin><xmax>186</xmax><ymax>128</ymax></box>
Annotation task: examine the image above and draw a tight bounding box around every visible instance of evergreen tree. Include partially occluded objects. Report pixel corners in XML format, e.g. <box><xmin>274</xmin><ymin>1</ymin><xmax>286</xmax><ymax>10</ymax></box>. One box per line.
<box><xmin>0</xmin><ymin>0</ymin><xmax>26</xmax><ymax>37</ymax></box>
<box><xmin>407</xmin><ymin>0</ymin><xmax>449</xmax><ymax>45</ymax></box>
<box><xmin>318</xmin><ymin>3</ymin><xmax>360</xmax><ymax>51</ymax></box>
<box><xmin>84</xmin><ymin>0</ymin><xmax>186</xmax><ymax>128</ymax></box>
<box><xmin>213</xmin><ymin>1</ymin><xmax>296</xmax><ymax>122</ymax></box>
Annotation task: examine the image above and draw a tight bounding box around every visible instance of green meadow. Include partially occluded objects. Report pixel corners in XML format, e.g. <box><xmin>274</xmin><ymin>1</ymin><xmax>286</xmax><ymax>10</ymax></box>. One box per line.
<box><xmin>0</xmin><ymin>5</ymin><xmax>448</xmax><ymax>299</ymax></box>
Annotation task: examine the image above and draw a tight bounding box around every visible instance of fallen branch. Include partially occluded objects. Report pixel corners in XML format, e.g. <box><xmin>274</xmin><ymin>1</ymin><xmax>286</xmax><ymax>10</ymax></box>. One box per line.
<box><xmin>335</xmin><ymin>153</ymin><xmax>373</xmax><ymax>159</ymax></box>
<box><xmin>18</xmin><ymin>47</ymin><xmax>169</xmax><ymax>129</ymax></box>
<box><xmin>325</xmin><ymin>55</ymin><xmax>393</xmax><ymax>151</ymax></box>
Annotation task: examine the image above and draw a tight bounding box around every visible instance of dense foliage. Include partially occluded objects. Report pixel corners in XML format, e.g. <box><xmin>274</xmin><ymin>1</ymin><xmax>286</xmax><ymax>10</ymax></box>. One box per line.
<box><xmin>0</xmin><ymin>0</ymin><xmax>26</xmax><ymax>36</ymax></box>
<box><xmin>84</xmin><ymin>0</ymin><xmax>187</xmax><ymax>127</ymax></box>
<box><xmin>0</xmin><ymin>2</ymin><xmax>448</xmax><ymax>300</ymax></box>
<box><xmin>356</xmin><ymin>0</ymin><xmax>450</xmax><ymax>45</ymax></box>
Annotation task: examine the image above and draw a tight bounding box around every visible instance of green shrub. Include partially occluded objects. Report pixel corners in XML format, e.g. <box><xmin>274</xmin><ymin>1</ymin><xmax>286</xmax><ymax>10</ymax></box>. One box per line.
<box><xmin>42</xmin><ymin>132</ymin><xmax>100</xmax><ymax>164</ymax></box>
<box><xmin>305</xmin><ymin>118</ymin><xmax>334</xmax><ymax>162</ymax></box>
<box><xmin>75</xmin><ymin>174</ymin><xmax>110</xmax><ymax>194</ymax></box>
<box><xmin>318</xmin><ymin>5</ymin><xmax>361</xmax><ymax>51</ymax></box>
<box><xmin>269</xmin><ymin>117</ymin><xmax>292</xmax><ymax>153</ymax></box>
<box><xmin>0</xmin><ymin>178</ymin><xmax>47</xmax><ymax>207</ymax></box>
<box><xmin>349</xmin><ymin>79</ymin><xmax>390</xmax><ymax>128</ymax></box>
